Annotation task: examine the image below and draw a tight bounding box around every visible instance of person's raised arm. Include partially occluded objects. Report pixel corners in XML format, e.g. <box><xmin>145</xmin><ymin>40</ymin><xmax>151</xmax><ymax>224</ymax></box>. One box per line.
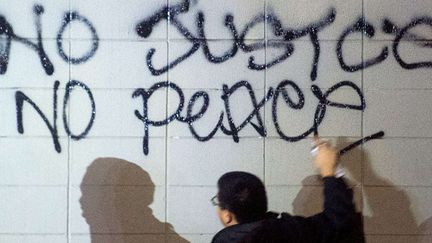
<box><xmin>283</xmin><ymin>137</ymin><xmax>358</xmax><ymax>242</ymax></box>
<box><xmin>313</xmin><ymin>136</ymin><xmax>338</xmax><ymax>178</ymax></box>
<box><xmin>302</xmin><ymin>137</ymin><xmax>358</xmax><ymax>237</ymax></box>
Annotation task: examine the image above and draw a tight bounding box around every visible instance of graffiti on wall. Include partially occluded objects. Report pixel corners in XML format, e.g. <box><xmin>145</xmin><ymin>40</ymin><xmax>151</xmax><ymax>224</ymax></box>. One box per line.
<box><xmin>0</xmin><ymin>4</ymin><xmax>97</xmax><ymax>152</ymax></box>
<box><xmin>1</xmin><ymin>1</ymin><xmax>431</xmax><ymax>155</ymax></box>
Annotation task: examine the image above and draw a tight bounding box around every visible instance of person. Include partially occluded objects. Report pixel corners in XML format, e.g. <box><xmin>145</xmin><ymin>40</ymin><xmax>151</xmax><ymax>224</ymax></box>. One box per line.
<box><xmin>210</xmin><ymin>137</ymin><xmax>363</xmax><ymax>243</ymax></box>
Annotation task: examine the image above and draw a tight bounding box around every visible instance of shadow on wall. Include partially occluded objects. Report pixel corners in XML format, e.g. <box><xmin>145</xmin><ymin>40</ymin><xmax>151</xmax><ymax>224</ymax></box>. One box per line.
<box><xmin>80</xmin><ymin>157</ymin><xmax>189</xmax><ymax>243</ymax></box>
<box><xmin>292</xmin><ymin>141</ymin><xmax>432</xmax><ymax>243</ymax></box>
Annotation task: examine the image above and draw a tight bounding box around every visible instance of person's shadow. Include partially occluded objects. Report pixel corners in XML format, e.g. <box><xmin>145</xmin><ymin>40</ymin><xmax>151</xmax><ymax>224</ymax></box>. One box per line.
<box><xmin>292</xmin><ymin>139</ymin><xmax>422</xmax><ymax>243</ymax></box>
<box><xmin>80</xmin><ymin>157</ymin><xmax>189</xmax><ymax>243</ymax></box>
<box><xmin>419</xmin><ymin>216</ymin><xmax>432</xmax><ymax>243</ymax></box>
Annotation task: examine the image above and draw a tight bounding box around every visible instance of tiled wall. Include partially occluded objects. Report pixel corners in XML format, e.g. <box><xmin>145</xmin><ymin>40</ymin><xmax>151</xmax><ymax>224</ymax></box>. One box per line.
<box><xmin>0</xmin><ymin>0</ymin><xmax>431</xmax><ymax>242</ymax></box>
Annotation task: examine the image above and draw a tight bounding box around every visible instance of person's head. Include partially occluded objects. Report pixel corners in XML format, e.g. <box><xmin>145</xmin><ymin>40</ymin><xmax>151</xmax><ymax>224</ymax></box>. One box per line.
<box><xmin>214</xmin><ymin>171</ymin><xmax>267</xmax><ymax>227</ymax></box>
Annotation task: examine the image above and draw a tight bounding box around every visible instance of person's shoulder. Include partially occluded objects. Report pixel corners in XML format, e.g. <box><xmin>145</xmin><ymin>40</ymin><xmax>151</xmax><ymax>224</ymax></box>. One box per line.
<box><xmin>211</xmin><ymin>225</ymin><xmax>236</xmax><ymax>243</ymax></box>
<box><xmin>164</xmin><ymin>222</ymin><xmax>191</xmax><ymax>243</ymax></box>
<box><xmin>211</xmin><ymin>221</ymin><xmax>262</xmax><ymax>243</ymax></box>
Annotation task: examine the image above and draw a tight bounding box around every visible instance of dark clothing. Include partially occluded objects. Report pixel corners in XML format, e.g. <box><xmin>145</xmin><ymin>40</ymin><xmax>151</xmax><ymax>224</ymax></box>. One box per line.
<box><xmin>211</xmin><ymin>177</ymin><xmax>364</xmax><ymax>243</ymax></box>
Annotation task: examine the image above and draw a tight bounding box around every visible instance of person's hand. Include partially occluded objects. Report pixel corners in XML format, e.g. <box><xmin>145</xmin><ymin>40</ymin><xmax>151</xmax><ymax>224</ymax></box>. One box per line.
<box><xmin>313</xmin><ymin>136</ymin><xmax>338</xmax><ymax>177</ymax></box>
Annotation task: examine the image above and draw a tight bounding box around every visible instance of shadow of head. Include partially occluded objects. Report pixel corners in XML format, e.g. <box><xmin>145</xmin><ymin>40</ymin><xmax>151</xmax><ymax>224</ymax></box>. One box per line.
<box><xmin>79</xmin><ymin>157</ymin><xmax>190</xmax><ymax>243</ymax></box>
<box><xmin>79</xmin><ymin>157</ymin><xmax>159</xmax><ymax>234</ymax></box>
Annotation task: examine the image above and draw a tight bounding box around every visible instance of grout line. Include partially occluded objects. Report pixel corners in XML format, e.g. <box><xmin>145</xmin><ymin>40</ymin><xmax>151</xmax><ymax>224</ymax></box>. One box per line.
<box><xmin>0</xmin><ymin>185</ymin><xmax>165</xmax><ymax>188</ymax></box>
<box><xmin>5</xmin><ymin>135</ymin><xmax>432</xmax><ymax>140</ymax></box>
<box><xmin>0</xmin><ymin>233</ymin><xmax>430</xmax><ymax>236</ymax></box>
<box><xmin>72</xmin><ymin>185</ymin><xmax>161</xmax><ymax>187</ymax></box>
<box><xmin>165</xmin><ymin>1</ymin><xmax>170</xmax><ymax>241</ymax></box>
<box><xmin>2</xmin><ymin>184</ymin><xmax>432</xmax><ymax>188</ymax></box>
<box><xmin>67</xmin><ymin>1</ymin><xmax>72</xmax><ymax>243</ymax></box>
<box><xmin>364</xmin><ymin>233</ymin><xmax>432</xmax><ymax>236</ymax></box>
<box><xmin>161</xmin><ymin>184</ymin><xmax>432</xmax><ymax>188</ymax></box>
<box><xmin>362</xmin><ymin>185</ymin><xmax>432</xmax><ymax>188</ymax></box>
<box><xmin>263</xmin><ymin>0</ymin><xmax>267</xmax><ymax>185</ymax></box>
<box><xmin>66</xmin><ymin>120</ymin><xmax>71</xmax><ymax>243</ymax></box>
<box><xmin>0</xmin><ymin>233</ymin><xmax>67</xmax><ymax>236</ymax></box>
<box><xmin>7</xmin><ymin>87</ymin><xmax>432</xmax><ymax>91</ymax></box>
<box><xmin>360</xmin><ymin>0</ymin><xmax>365</xmax><ymax>215</ymax></box>
<box><xmin>60</xmin><ymin>36</ymin><xmax>355</xmax><ymax>41</ymax></box>
<box><xmin>0</xmin><ymin>185</ymin><xmax>70</xmax><ymax>187</ymax></box>
<box><xmin>6</xmin><ymin>135</ymin><xmax>432</xmax><ymax>140</ymax></box>
<box><xmin>0</xmin><ymin>87</ymin><xmax>270</xmax><ymax>91</ymax></box>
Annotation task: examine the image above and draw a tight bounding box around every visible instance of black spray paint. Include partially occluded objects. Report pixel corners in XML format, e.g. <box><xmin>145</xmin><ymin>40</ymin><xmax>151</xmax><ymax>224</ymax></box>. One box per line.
<box><xmin>337</xmin><ymin>18</ymin><xmax>389</xmax><ymax>72</ymax></box>
<box><xmin>130</xmin><ymin>0</ymin><xmax>432</xmax><ymax>155</ymax></box>
<box><xmin>391</xmin><ymin>17</ymin><xmax>432</xmax><ymax>69</ymax></box>
<box><xmin>16</xmin><ymin>81</ymin><xmax>61</xmax><ymax>151</ymax></box>
<box><xmin>221</xmin><ymin>81</ymin><xmax>274</xmax><ymax>142</ymax></box>
<box><xmin>0</xmin><ymin>4</ymin><xmax>100</xmax><ymax>153</ymax></box>
<box><xmin>135</xmin><ymin>0</ymin><xmax>336</xmax><ymax>81</ymax></box>
<box><xmin>16</xmin><ymin>80</ymin><xmax>96</xmax><ymax>153</ymax></box>
<box><xmin>266</xmin><ymin>8</ymin><xmax>336</xmax><ymax>81</ymax></box>
<box><xmin>57</xmin><ymin>11</ymin><xmax>99</xmax><ymax>64</ymax></box>
<box><xmin>0</xmin><ymin>5</ymin><xmax>53</xmax><ymax>75</ymax></box>
<box><xmin>8</xmin><ymin>2</ymin><xmax>432</xmax><ymax>156</ymax></box>
<box><xmin>63</xmin><ymin>80</ymin><xmax>96</xmax><ymax>140</ymax></box>
<box><xmin>133</xmin><ymin>79</ymin><xmax>383</xmax><ymax>156</ymax></box>
<box><xmin>337</xmin><ymin>16</ymin><xmax>432</xmax><ymax>72</ymax></box>
<box><xmin>136</xmin><ymin>0</ymin><xmax>432</xmax><ymax>80</ymax></box>
<box><xmin>132</xmin><ymin>82</ymin><xmax>185</xmax><ymax>155</ymax></box>
<box><xmin>0</xmin><ymin>4</ymin><xmax>98</xmax><ymax>76</ymax></box>
<box><xmin>339</xmin><ymin>131</ymin><xmax>385</xmax><ymax>156</ymax></box>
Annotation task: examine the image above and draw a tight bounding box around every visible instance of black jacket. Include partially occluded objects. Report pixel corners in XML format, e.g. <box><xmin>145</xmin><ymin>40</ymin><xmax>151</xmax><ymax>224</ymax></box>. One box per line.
<box><xmin>211</xmin><ymin>177</ymin><xmax>364</xmax><ymax>243</ymax></box>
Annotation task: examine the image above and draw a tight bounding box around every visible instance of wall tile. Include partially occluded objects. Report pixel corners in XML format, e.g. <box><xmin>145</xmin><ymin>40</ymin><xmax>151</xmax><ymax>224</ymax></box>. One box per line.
<box><xmin>167</xmin><ymin>186</ymin><xmax>221</xmax><ymax>234</ymax></box>
<box><xmin>363</xmin><ymin>138</ymin><xmax>432</xmax><ymax>186</ymax></box>
<box><xmin>71</xmin><ymin>234</ymin><xmax>168</xmax><ymax>243</ymax></box>
<box><xmin>363</xmin><ymin>40</ymin><xmax>432</xmax><ymax>90</ymax></box>
<box><xmin>70</xmin><ymin>185</ymin><xmax>166</xmax><ymax>234</ymax></box>
<box><xmin>70</xmin><ymin>138</ymin><xmax>166</xmax><ymax>186</ymax></box>
<box><xmin>0</xmin><ymin>235</ymin><xmax>67</xmax><ymax>243</ymax></box>
<box><xmin>169</xmin><ymin>0</ymin><xmax>264</xmax><ymax>40</ymax></box>
<box><xmin>68</xmin><ymin>88</ymin><xmax>166</xmax><ymax>137</ymax></box>
<box><xmin>265</xmin><ymin>138</ymin><xmax>362</xmax><ymax>186</ymax></box>
<box><xmin>366</xmin><ymin>235</ymin><xmax>432</xmax><ymax>243</ymax></box>
<box><xmin>167</xmin><ymin>89</ymin><xmax>266</xmax><ymax>138</ymax></box>
<box><xmin>266</xmin><ymin>40</ymin><xmax>362</xmax><ymax>89</ymax></box>
<box><xmin>0</xmin><ymin>88</ymin><xmax>68</xmax><ymax>137</ymax></box>
<box><xmin>0</xmin><ymin>137</ymin><xmax>68</xmax><ymax>186</ymax></box>
<box><xmin>70</xmin><ymin>40</ymin><xmax>167</xmax><ymax>89</ymax></box>
<box><xmin>364</xmin><ymin>90</ymin><xmax>432</xmax><ymax>138</ymax></box>
<box><xmin>167</xmin><ymin>137</ymin><xmax>263</xmax><ymax>186</ymax></box>
<box><xmin>0</xmin><ymin>40</ymin><xmax>69</xmax><ymax>89</ymax></box>
<box><xmin>364</xmin><ymin>0</ymin><xmax>432</xmax><ymax>41</ymax></box>
<box><xmin>267</xmin><ymin>0</ymin><xmax>362</xmax><ymax>41</ymax></box>
<box><xmin>0</xmin><ymin>0</ymin><xmax>69</xmax><ymax>39</ymax></box>
<box><xmin>168</xmin><ymin>40</ymin><xmax>265</xmax><ymax>89</ymax></box>
<box><xmin>265</xmin><ymin>85</ymin><xmax>363</xmax><ymax>138</ymax></box>
<box><xmin>71</xmin><ymin>0</ymin><xmax>168</xmax><ymax>40</ymax></box>
<box><xmin>363</xmin><ymin>186</ymin><xmax>432</xmax><ymax>235</ymax></box>
<box><xmin>0</xmin><ymin>186</ymin><xmax>67</xmax><ymax>233</ymax></box>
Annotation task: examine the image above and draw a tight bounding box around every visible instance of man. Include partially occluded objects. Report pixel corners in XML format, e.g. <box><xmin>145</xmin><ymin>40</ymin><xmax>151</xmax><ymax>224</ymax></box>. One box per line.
<box><xmin>211</xmin><ymin>138</ymin><xmax>363</xmax><ymax>243</ymax></box>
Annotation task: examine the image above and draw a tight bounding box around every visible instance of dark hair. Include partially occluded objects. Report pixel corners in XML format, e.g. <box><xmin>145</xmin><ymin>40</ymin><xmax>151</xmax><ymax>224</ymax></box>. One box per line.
<box><xmin>217</xmin><ymin>171</ymin><xmax>267</xmax><ymax>223</ymax></box>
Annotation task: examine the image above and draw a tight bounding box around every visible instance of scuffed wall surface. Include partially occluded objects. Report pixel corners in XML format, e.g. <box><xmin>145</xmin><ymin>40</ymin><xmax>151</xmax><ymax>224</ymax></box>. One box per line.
<box><xmin>0</xmin><ymin>0</ymin><xmax>431</xmax><ymax>242</ymax></box>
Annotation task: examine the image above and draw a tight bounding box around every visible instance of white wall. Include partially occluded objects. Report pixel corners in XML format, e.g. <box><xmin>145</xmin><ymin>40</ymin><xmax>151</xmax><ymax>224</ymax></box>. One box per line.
<box><xmin>0</xmin><ymin>0</ymin><xmax>431</xmax><ymax>242</ymax></box>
